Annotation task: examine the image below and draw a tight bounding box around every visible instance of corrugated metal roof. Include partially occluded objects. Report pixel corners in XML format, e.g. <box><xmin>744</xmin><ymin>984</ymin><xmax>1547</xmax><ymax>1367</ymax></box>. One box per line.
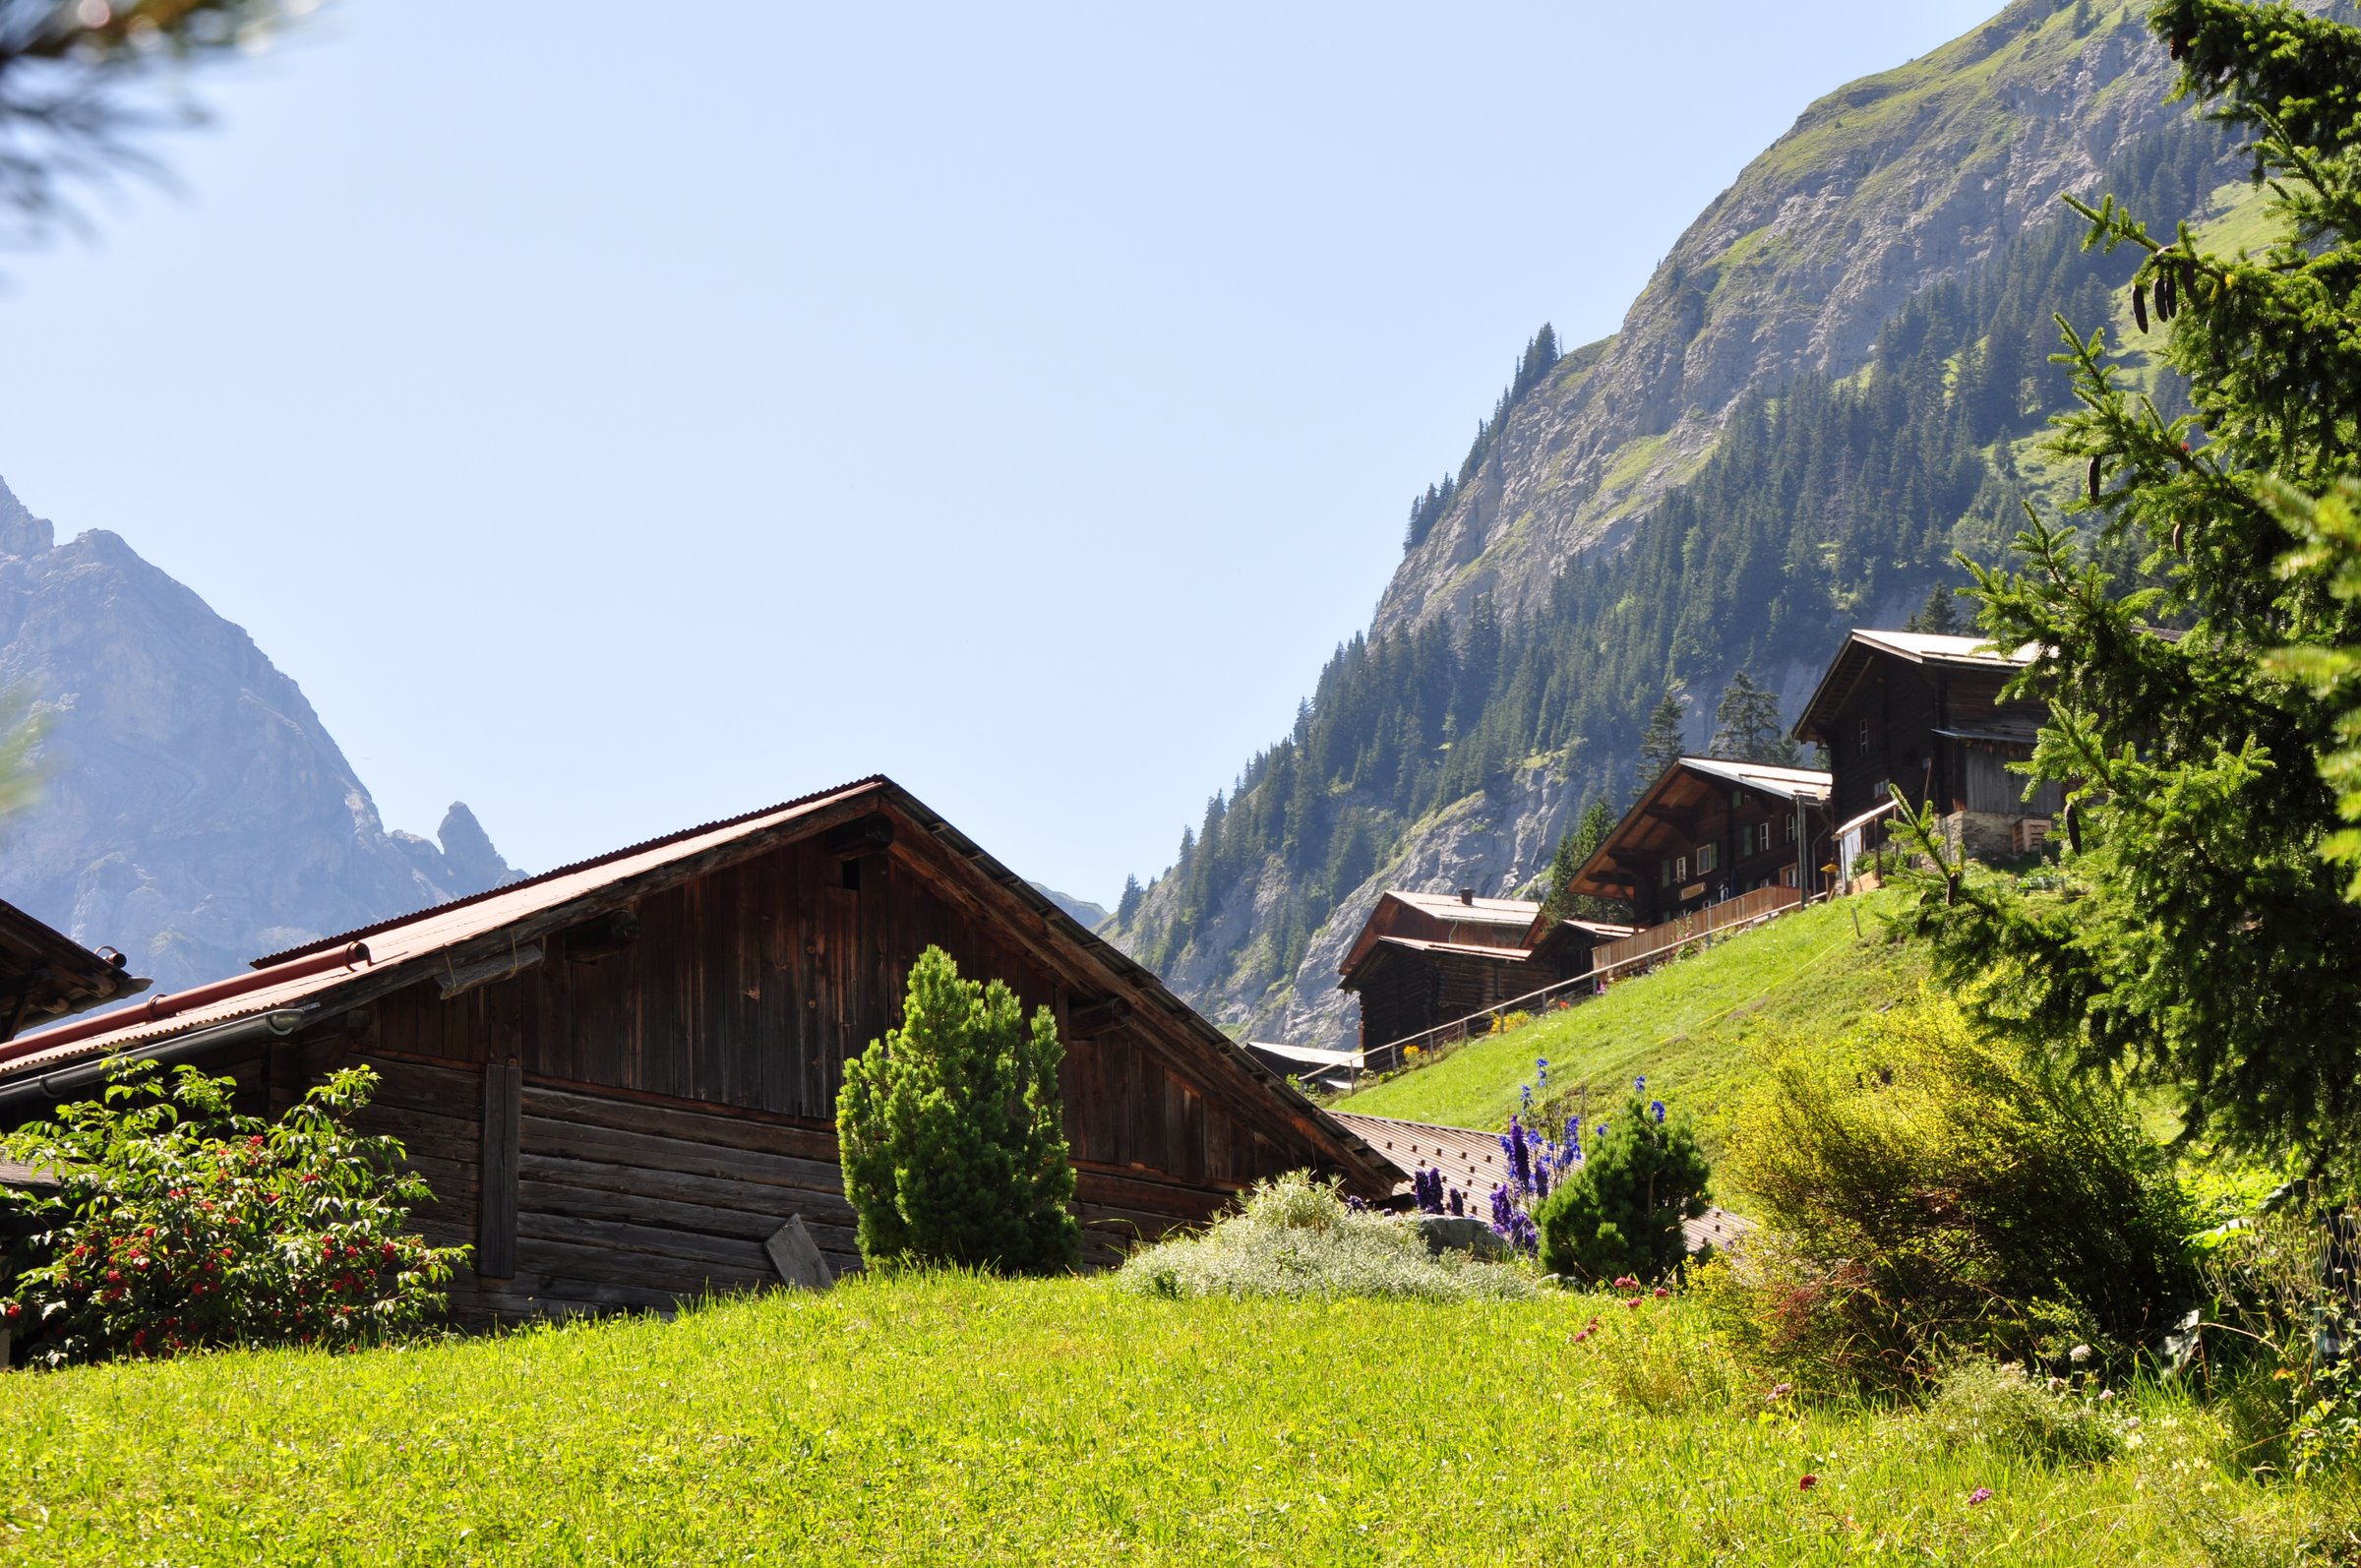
<box><xmin>1328</xmin><ymin>1110</ymin><xmax>1749</xmax><ymax>1255</ymax></box>
<box><xmin>1382</xmin><ymin>891</ymin><xmax>1541</xmax><ymax>926</ymax></box>
<box><xmin>1673</xmin><ymin>755</ymin><xmax>1832</xmax><ymax>803</ymax></box>
<box><xmin>0</xmin><ymin>779</ymin><xmax>892</xmax><ymax>1079</ymax></box>
<box><xmin>1851</xmin><ymin>630</ymin><xmax>2036</xmax><ymax>667</ymax></box>
<box><xmin>1366</xmin><ymin>935</ymin><xmax>1539</xmax><ymax>961</ymax></box>
<box><xmin>250</xmin><ymin>775</ymin><xmax>894</xmax><ymax>968</ymax></box>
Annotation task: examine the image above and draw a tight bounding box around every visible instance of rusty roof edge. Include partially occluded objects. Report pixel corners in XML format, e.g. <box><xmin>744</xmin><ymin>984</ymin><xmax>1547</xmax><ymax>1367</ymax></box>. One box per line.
<box><xmin>249</xmin><ymin>776</ymin><xmax>895</xmax><ymax>969</ymax></box>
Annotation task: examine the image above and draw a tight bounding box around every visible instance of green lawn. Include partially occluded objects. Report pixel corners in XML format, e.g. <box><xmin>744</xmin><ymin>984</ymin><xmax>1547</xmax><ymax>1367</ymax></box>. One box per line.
<box><xmin>1</xmin><ymin>1270</ymin><xmax>2347</xmax><ymax>1565</ymax></box>
<box><xmin>1335</xmin><ymin>893</ymin><xmax>1926</xmax><ymax>1144</ymax></box>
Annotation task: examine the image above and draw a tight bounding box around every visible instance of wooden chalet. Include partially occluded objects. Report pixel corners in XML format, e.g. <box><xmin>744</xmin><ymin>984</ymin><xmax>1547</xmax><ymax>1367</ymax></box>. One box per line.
<box><xmin>1336</xmin><ymin>890</ymin><xmax>1628</xmax><ymax>1069</ymax></box>
<box><xmin>1562</xmin><ymin>755</ymin><xmax>1831</xmax><ymax>932</ymax></box>
<box><xmin>0</xmin><ymin>897</ymin><xmax>147</xmax><ymax>1043</ymax></box>
<box><xmin>1791</xmin><ymin>630</ymin><xmax>2064</xmax><ymax>874</ymax></box>
<box><xmin>0</xmin><ymin>778</ymin><xmax>1396</xmax><ymax>1323</ymax></box>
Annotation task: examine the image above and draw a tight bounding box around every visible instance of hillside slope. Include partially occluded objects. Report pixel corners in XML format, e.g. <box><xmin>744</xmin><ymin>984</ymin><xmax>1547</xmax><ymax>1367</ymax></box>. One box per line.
<box><xmin>0</xmin><ymin>477</ymin><xmax>522</xmax><ymax>991</ymax></box>
<box><xmin>1110</xmin><ymin>0</ymin><xmax>2253</xmax><ymax>1052</ymax></box>
<box><xmin>1334</xmin><ymin>893</ymin><xmax>1926</xmax><ymax>1148</ymax></box>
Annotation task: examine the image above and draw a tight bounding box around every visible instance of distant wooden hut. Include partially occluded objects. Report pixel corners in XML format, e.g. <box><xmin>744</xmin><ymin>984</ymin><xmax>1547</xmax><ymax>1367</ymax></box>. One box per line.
<box><xmin>1562</xmin><ymin>756</ymin><xmax>1831</xmax><ymax>932</ymax></box>
<box><xmin>1336</xmin><ymin>891</ymin><xmax>1628</xmax><ymax>1070</ymax></box>
<box><xmin>1791</xmin><ymin>630</ymin><xmax>2063</xmax><ymax>874</ymax></box>
<box><xmin>0</xmin><ymin>778</ymin><xmax>1396</xmax><ymax>1323</ymax></box>
<box><xmin>0</xmin><ymin>898</ymin><xmax>147</xmax><ymax>1043</ymax></box>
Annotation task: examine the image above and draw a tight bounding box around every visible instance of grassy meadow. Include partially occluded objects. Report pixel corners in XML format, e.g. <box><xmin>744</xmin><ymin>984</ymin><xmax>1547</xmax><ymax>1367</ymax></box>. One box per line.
<box><xmin>1335</xmin><ymin>892</ymin><xmax>1926</xmax><ymax>1142</ymax></box>
<box><xmin>4</xmin><ymin>1269</ymin><xmax>2352</xmax><ymax>1566</ymax></box>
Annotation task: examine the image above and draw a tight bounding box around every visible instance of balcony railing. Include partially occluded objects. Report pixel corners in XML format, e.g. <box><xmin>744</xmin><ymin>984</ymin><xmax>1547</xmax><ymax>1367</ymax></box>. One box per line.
<box><xmin>1588</xmin><ymin>883</ymin><xmax>1802</xmax><ymax>982</ymax></box>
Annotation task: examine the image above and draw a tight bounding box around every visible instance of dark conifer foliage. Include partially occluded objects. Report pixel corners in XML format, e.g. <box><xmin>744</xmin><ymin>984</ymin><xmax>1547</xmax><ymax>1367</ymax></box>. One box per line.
<box><xmin>1635</xmin><ymin>695</ymin><xmax>1691</xmax><ymax>797</ymax></box>
<box><xmin>1121</xmin><ymin>116</ymin><xmax>2236</xmax><ymax>1003</ymax></box>
<box><xmin>1710</xmin><ymin>673</ymin><xmax>1800</xmax><ymax>767</ymax></box>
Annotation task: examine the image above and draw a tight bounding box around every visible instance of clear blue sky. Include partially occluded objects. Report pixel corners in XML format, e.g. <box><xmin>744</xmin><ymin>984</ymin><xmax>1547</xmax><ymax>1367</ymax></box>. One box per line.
<box><xmin>0</xmin><ymin>1</ymin><xmax>1998</xmax><ymax>908</ymax></box>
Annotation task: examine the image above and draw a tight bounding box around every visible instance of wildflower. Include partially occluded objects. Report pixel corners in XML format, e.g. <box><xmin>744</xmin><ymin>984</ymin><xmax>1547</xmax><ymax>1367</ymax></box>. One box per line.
<box><xmin>1968</xmin><ymin>1487</ymin><xmax>1992</xmax><ymax>1506</ymax></box>
<box><xmin>1536</xmin><ymin>1056</ymin><xmax>1549</xmax><ymax>1088</ymax></box>
<box><xmin>1520</xmin><ymin>1082</ymin><xmax>1533</xmax><ymax>1112</ymax></box>
<box><xmin>1766</xmin><ymin>1382</ymin><xmax>1791</xmax><ymax>1403</ymax></box>
<box><xmin>1634</xmin><ymin>1075</ymin><xmax>1646</xmax><ymax>1093</ymax></box>
<box><xmin>1653</xmin><ymin>1286</ymin><xmax>1668</xmax><ymax>1298</ymax></box>
<box><xmin>2069</xmin><ymin>1344</ymin><xmax>2091</xmax><ymax>1364</ymax></box>
<box><xmin>1651</xmin><ymin>1099</ymin><xmax>1665</xmax><ymax>1123</ymax></box>
<box><xmin>1</xmin><ymin>1302</ymin><xmax>17</xmax><ymax>1322</ymax></box>
<box><xmin>1624</xmin><ymin>1297</ymin><xmax>1642</xmax><ymax>1310</ymax></box>
<box><xmin>1798</xmin><ymin>1474</ymin><xmax>1817</xmax><ymax>1491</ymax></box>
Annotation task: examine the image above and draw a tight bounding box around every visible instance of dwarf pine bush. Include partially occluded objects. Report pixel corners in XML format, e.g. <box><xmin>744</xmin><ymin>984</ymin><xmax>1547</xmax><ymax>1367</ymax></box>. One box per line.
<box><xmin>1118</xmin><ymin>1172</ymin><xmax>1533</xmax><ymax>1302</ymax></box>
<box><xmin>0</xmin><ymin>1060</ymin><xmax>465</xmax><ymax>1366</ymax></box>
<box><xmin>836</xmin><ymin>945</ymin><xmax>1079</xmax><ymax>1275</ymax></box>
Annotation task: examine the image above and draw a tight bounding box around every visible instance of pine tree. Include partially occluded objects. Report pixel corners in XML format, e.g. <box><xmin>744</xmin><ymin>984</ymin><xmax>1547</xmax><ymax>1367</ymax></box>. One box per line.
<box><xmin>836</xmin><ymin>946</ymin><xmax>1079</xmax><ymax>1274</ymax></box>
<box><xmin>1534</xmin><ymin>1094</ymin><xmax>1714</xmax><ymax>1284</ymax></box>
<box><xmin>1901</xmin><ymin>0</ymin><xmax>2361</xmax><ymax>1163</ymax></box>
<box><xmin>1544</xmin><ymin>798</ymin><xmax>1624</xmax><ymax>922</ymax></box>
<box><xmin>1116</xmin><ymin>874</ymin><xmax>1145</xmax><ymax>927</ymax></box>
<box><xmin>1904</xmin><ymin>582</ymin><xmax>1966</xmax><ymax>634</ymax></box>
<box><xmin>1708</xmin><ymin>672</ymin><xmax>1799</xmax><ymax>765</ymax></box>
<box><xmin>1634</xmin><ymin>694</ymin><xmax>1688</xmax><ymax>800</ymax></box>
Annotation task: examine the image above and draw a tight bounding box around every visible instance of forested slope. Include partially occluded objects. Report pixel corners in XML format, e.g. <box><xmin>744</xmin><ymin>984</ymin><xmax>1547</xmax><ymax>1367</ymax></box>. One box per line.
<box><xmin>1111</xmin><ymin>0</ymin><xmax>2254</xmax><ymax>1051</ymax></box>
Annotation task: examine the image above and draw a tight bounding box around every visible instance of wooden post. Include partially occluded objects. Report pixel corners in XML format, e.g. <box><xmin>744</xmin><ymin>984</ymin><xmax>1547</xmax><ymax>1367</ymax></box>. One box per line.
<box><xmin>478</xmin><ymin>1059</ymin><xmax>521</xmax><ymax>1282</ymax></box>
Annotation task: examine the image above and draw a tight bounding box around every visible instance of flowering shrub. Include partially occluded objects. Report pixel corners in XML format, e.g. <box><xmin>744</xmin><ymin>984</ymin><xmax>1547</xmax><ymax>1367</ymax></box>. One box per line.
<box><xmin>1</xmin><ymin>1060</ymin><xmax>465</xmax><ymax>1366</ymax></box>
<box><xmin>1923</xmin><ymin>1357</ymin><xmax>2121</xmax><ymax>1466</ymax></box>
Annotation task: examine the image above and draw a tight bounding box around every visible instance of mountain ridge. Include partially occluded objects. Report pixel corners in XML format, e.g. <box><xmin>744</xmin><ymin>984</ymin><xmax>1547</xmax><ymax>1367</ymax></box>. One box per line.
<box><xmin>1108</xmin><ymin>0</ymin><xmax>2247</xmax><ymax>1053</ymax></box>
<box><xmin>0</xmin><ymin>476</ymin><xmax>523</xmax><ymax>994</ymax></box>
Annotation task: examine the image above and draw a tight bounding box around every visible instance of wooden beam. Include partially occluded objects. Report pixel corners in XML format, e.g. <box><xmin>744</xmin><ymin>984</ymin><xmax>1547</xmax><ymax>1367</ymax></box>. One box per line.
<box><xmin>821</xmin><ymin>814</ymin><xmax>895</xmax><ymax>862</ymax></box>
<box><xmin>478</xmin><ymin>1060</ymin><xmax>521</xmax><ymax>1282</ymax></box>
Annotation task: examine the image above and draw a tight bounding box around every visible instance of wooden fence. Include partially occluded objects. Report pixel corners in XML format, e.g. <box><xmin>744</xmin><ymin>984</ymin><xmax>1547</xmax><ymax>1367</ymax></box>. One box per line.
<box><xmin>1588</xmin><ymin>884</ymin><xmax>1801</xmax><ymax>983</ymax></box>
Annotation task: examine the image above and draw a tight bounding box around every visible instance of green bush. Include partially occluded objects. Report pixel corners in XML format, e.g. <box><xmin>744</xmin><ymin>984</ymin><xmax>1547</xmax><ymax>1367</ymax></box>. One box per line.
<box><xmin>1117</xmin><ymin>1172</ymin><xmax>1533</xmax><ymax>1302</ymax></box>
<box><xmin>2188</xmin><ymin>1200</ymin><xmax>2361</xmax><ymax>1478</ymax></box>
<box><xmin>836</xmin><ymin>945</ymin><xmax>1079</xmax><ymax>1275</ymax></box>
<box><xmin>1923</xmin><ymin>1357</ymin><xmax>2120</xmax><ymax>1466</ymax></box>
<box><xmin>1533</xmin><ymin>1094</ymin><xmax>1712</xmax><ymax>1284</ymax></box>
<box><xmin>1725</xmin><ymin>995</ymin><xmax>2193</xmax><ymax>1390</ymax></box>
<box><xmin>1</xmin><ymin>1060</ymin><xmax>465</xmax><ymax>1366</ymax></box>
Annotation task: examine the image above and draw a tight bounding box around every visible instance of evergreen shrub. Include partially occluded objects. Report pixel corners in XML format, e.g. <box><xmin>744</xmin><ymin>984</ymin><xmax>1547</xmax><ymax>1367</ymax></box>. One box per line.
<box><xmin>1118</xmin><ymin>1172</ymin><xmax>1532</xmax><ymax>1303</ymax></box>
<box><xmin>836</xmin><ymin>945</ymin><xmax>1079</xmax><ymax>1275</ymax></box>
<box><xmin>1533</xmin><ymin>1093</ymin><xmax>1712</xmax><ymax>1285</ymax></box>
<box><xmin>0</xmin><ymin>1060</ymin><xmax>465</xmax><ymax>1367</ymax></box>
<box><xmin>1725</xmin><ymin>995</ymin><xmax>2193</xmax><ymax>1391</ymax></box>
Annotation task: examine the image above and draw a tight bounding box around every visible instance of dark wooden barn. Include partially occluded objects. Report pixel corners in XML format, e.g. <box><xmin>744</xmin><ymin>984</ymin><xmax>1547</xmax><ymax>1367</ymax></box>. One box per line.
<box><xmin>0</xmin><ymin>778</ymin><xmax>1395</xmax><ymax>1322</ymax></box>
<box><xmin>1791</xmin><ymin>630</ymin><xmax>2064</xmax><ymax>872</ymax></box>
<box><xmin>1561</xmin><ymin>756</ymin><xmax>1831</xmax><ymax>931</ymax></box>
<box><xmin>0</xmin><ymin>898</ymin><xmax>147</xmax><ymax>1043</ymax></box>
<box><xmin>1336</xmin><ymin>891</ymin><xmax>1628</xmax><ymax>1068</ymax></box>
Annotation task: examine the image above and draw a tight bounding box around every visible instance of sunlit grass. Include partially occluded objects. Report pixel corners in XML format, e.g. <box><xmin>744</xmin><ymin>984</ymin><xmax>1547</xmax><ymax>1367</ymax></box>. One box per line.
<box><xmin>1</xmin><ymin>1270</ymin><xmax>2348</xmax><ymax>1565</ymax></box>
<box><xmin>1336</xmin><ymin>894</ymin><xmax>1926</xmax><ymax>1143</ymax></box>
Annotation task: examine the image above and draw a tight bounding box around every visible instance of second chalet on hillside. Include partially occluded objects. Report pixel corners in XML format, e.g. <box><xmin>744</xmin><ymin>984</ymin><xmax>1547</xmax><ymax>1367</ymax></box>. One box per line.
<box><xmin>1792</xmin><ymin>629</ymin><xmax>2063</xmax><ymax>875</ymax></box>
<box><xmin>1336</xmin><ymin>889</ymin><xmax>1630</xmax><ymax>1070</ymax></box>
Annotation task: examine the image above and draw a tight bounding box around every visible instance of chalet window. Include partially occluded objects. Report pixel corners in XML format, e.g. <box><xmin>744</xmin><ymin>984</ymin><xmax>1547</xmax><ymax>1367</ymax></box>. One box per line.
<box><xmin>1782</xmin><ymin>865</ymin><xmax>1798</xmax><ymax>887</ymax></box>
<box><xmin>1696</xmin><ymin>842</ymin><xmax>1719</xmax><ymax>874</ymax></box>
<box><xmin>1674</xmin><ymin>854</ymin><xmax>1688</xmax><ymax>882</ymax></box>
<box><xmin>1784</xmin><ymin>813</ymin><xmax>1797</xmax><ymax>843</ymax></box>
<box><xmin>1660</xmin><ymin>859</ymin><xmax>1674</xmax><ymax>888</ymax></box>
<box><xmin>1857</xmin><ymin>717</ymin><xmax>1872</xmax><ymax>754</ymax></box>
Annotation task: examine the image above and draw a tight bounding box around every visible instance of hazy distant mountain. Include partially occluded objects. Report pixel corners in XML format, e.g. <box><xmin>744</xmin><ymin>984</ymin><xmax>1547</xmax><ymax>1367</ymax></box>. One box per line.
<box><xmin>0</xmin><ymin>477</ymin><xmax>521</xmax><ymax>994</ymax></box>
<box><xmin>1028</xmin><ymin>882</ymin><xmax>1110</xmax><ymax>932</ymax></box>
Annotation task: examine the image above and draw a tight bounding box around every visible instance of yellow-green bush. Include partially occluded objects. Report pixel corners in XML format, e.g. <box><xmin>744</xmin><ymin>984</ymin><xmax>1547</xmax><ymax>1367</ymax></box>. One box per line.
<box><xmin>1723</xmin><ymin>994</ymin><xmax>2193</xmax><ymax>1390</ymax></box>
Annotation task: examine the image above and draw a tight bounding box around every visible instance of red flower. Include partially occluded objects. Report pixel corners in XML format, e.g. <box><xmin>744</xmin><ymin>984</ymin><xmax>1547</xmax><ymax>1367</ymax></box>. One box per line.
<box><xmin>2</xmin><ymin>1302</ymin><xmax>19</xmax><ymax>1321</ymax></box>
<box><xmin>1799</xmin><ymin>1474</ymin><xmax>1818</xmax><ymax>1492</ymax></box>
<box><xmin>1623</xmin><ymin>1297</ymin><xmax>1643</xmax><ymax>1309</ymax></box>
<box><xmin>1652</xmin><ymin>1286</ymin><xmax>1669</xmax><ymax>1298</ymax></box>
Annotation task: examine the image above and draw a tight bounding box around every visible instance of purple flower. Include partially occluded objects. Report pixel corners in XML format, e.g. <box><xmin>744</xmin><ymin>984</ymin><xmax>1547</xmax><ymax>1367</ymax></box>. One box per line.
<box><xmin>1412</xmin><ymin>1168</ymin><xmax>1445</xmax><ymax>1215</ymax></box>
<box><xmin>1536</xmin><ymin>1056</ymin><xmax>1549</xmax><ymax>1088</ymax></box>
<box><xmin>1502</xmin><ymin>1116</ymin><xmax>1535</xmax><ymax>1197</ymax></box>
<box><xmin>1345</xmin><ymin>1194</ymin><xmax>1367</xmax><ymax>1213</ymax></box>
<box><xmin>1968</xmin><ymin>1487</ymin><xmax>1992</xmax><ymax>1507</ymax></box>
<box><xmin>1446</xmin><ymin>1186</ymin><xmax>1464</xmax><ymax>1218</ymax></box>
<box><xmin>1651</xmin><ymin>1100</ymin><xmax>1665</xmax><ymax>1123</ymax></box>
<box><xmin>1634</xmin><ymin>1075</ymin><xmax>1646</xmax><ymax>1093</ymax></box>
<box><xmin>1520</xmin><ymin>1082</ymin><xmax>1533</xmax><ymax>1112</ymax></box>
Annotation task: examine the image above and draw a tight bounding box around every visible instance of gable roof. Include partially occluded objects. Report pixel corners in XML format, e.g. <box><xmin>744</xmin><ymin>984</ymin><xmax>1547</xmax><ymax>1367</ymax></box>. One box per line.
<box><xmin>1339</xmin><ymin>889</ymin><xmax>1544</xmax><ymax>977</ymax></box>
<box><xmin>1793</xmin><ymin>629</ymin><xmax>2038</xmax><ymax>744</ymax></box>
<box><xmin>0</xmin><ymin>898</ymin><xmax>149</xmax><ymax>1041</ymax></box>
<box><xmin>0</xmin><ymin>777</ymin><xmax>1395</xmax><ymax>1194</ymax></box>
<box><xmin>1564</xmin><ymin>755</ymin><xmax>1831</xmax><ymax>904</ymax></box>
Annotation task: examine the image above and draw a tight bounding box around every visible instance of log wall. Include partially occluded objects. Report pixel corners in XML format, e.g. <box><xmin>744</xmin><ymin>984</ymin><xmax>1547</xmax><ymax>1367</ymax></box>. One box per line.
<box><xmin>318</xmin><ymin>823</ymin><xmax>1319</xmax><ymax>1321</ymax></box>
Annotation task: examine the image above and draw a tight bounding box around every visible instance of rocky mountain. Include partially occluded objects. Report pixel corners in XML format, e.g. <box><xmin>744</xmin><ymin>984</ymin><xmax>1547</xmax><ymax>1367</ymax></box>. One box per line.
<box><xmin>1028</xmin><ymin>883</ymin><xmax>1111</xmax><ymax>932</ymax></box>
<box><xmin>0</xmin><ymin>477</ymin><xmax>522</xmax><ymax>994</ymax></box>
<box><xmin>1108</xmin><ymin>0</ymin><xmax>2260</xmax><ymax>1052</ymax></box>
